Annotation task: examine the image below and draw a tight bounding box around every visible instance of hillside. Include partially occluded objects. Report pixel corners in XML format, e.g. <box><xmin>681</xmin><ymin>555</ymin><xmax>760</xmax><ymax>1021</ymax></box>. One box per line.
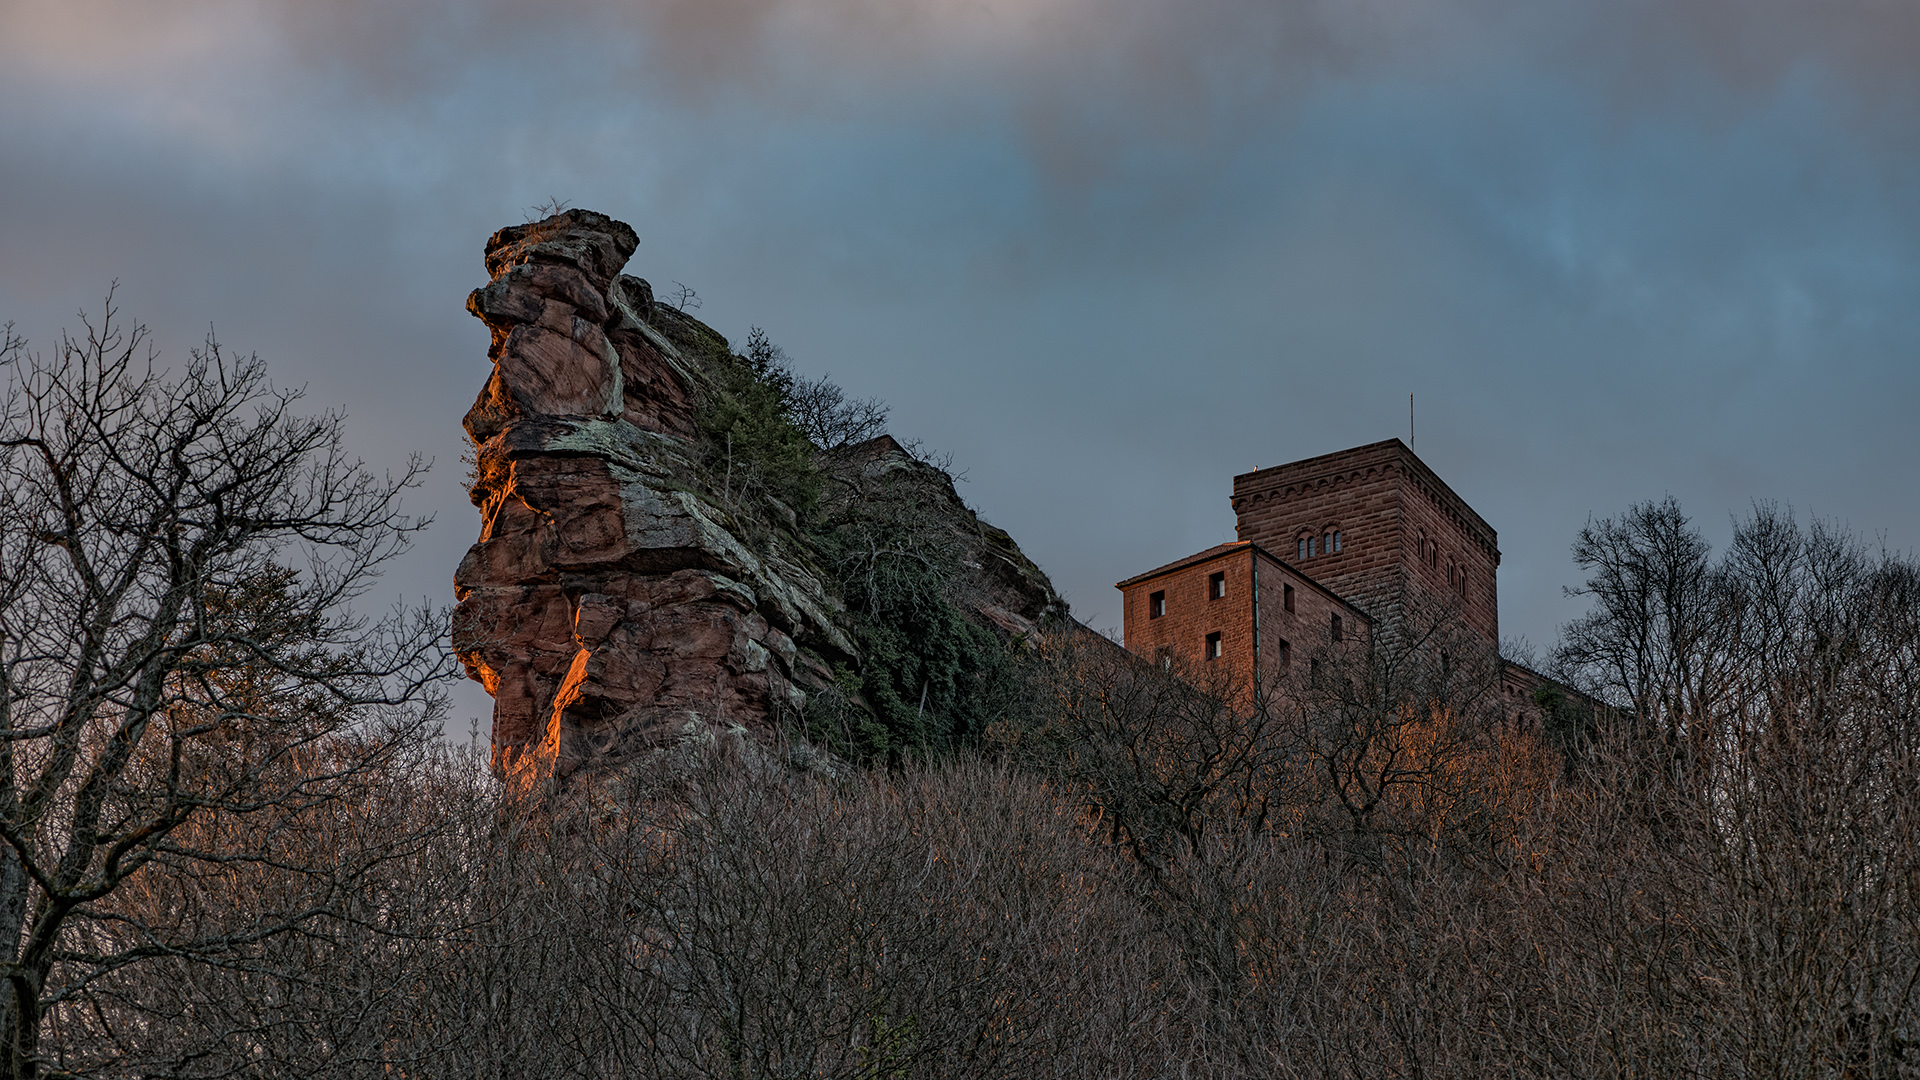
<box><xmin>450</xmin><ymin>209</ymin><xmax>1069</xmax><ymax>778</ymax></box>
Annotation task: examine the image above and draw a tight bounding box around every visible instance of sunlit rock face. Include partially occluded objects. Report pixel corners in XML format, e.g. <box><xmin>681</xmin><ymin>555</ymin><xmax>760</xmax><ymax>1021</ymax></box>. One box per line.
<box><xmin>452</xmin><ymin>210</ymin><xmax>848</xmax><ymax>779</ymax></box>
<box><xmin>452</xmin><ymin>209</ymin><xmax>1071</xmax><ymax>782</ymax></box>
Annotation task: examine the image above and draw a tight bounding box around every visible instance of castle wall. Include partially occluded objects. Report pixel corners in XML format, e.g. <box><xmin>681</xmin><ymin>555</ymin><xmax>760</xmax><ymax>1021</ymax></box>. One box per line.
<box><xmin>1119</xmin><ymin>545</ymin><xmax>1257</xmax><ymax>690</ymax></box>
<box><xmin>1117</xmin><ymin>542</ymin><xmax>1370</xmax><ymax>700</ymax></box>
<box><xmin>1248</xmin><ymin>545</ymin><xmax>1369</xmax><ymax>692</ymax></box>
<box><xmin>1232</xmin><ymin>442</ymin><xmax>1406</xmax><ymax>624</ymax></box>
<box><xmin>1397</xmin><ymin>464</ymin><xmax>1501</xmax><ymax>645</ymax></box>
<box><xmin>1231</xmin><ymin>439</ymin><xmax>1500</xmax><ymax>649</ymax></box>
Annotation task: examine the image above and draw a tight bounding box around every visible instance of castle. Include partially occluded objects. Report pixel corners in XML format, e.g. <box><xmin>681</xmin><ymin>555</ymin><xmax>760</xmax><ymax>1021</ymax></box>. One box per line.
<box><xmin>1117</xmin><ymin>438</ymin><xmax>1543</xmax><ymax>705</ymax></box>
<box><xmin>452</xmin><ymin>210</ymin><xmax>1558</xmax><ymax>778</ymax></box>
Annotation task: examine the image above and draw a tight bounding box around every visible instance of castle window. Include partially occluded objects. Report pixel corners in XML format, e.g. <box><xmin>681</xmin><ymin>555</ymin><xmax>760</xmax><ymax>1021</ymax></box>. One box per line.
<box><xmin>1323</xmin><ymin>532</ymin><xmax>1332</xmax><ymax>556</ymax></box>
<box><xmin>1331</xmin><ymin>530</ymin><xmax>1342</xmax><ymax>554</ymax></box>
<box><xmin>1149</xmin><ymin>591</ymin><xmax>1166</xmax><ymax>619</ymax></box>
<box><xmin>1209</xmin><ymin>571</ymin><xmax>1226</xmax><ymax>600</ymax></box>
<box><xmin>1297</xmin><ymin>536</ymin><xmax>1309</xmax><ymax>561</ymax></box>
<box><xmin>1283</xmin><ymin>583</ymin><xmax>1295</xmax><ymax>613</ymax></box>
<box><xmin>1155</xmin><ymin>646</ymin><xmax>1174</xmax><ymax>671</ymax></box>
<box><xmin>1205</xmin><ymin>632</ymin><xmax>1223</xmax><ymax>661</ymax></box>
<box><xmin>1277</xmin><ymin>638</ymin><xmax>1291</xmax><ymax>669</ymax></box>
<box><xmin>1331</xmin><ymin>613</ymin><xmax>1344</xmax><ymax>642</ymax></box>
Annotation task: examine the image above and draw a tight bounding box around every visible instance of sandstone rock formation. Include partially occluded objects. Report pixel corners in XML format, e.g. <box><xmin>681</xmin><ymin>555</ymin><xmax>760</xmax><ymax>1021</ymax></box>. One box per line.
<box><xmin>452</xmin><ymin>210</ymin><xmax>1066</xmax><ymax>779</ymax></box>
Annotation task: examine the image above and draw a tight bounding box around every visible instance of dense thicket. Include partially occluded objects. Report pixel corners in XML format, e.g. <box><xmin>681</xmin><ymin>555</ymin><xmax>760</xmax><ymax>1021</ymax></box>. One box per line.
<box><xmin>32</xmin><ymin>502</ymin><xmax>1918</xmax><ymax>1078</ymax></box>
<box><xmin>690</xmin><ymin>324</ymin><xmax>1021</xmax><ymax>760</ymax></box>
<box><xmin>0</xmin><ymin>304</ymin><xmax>447</xmax><ymax>1080</ymax></box>
<box><xmin>10</xmin><ymin>305</ymin><xmax>1917</xmax><ymax>1077</ymax></box>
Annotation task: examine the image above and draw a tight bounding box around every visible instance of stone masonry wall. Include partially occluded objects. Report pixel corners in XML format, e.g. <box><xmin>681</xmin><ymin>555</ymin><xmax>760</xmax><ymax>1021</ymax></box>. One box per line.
<box><xmin>1118</xmin><ymin>542</ymin><xmax>1370</xmax><ymax>699</ymax></box>
<box><xmin>1120</xmin><ymin>546</ymin><xmax>1257</xmax><ymax>689</ymax></box>
<box><xmin>1231</xmin><ymin>439</ymin><xmax>1499</xmax><ymax>649</ymax></box>
<box><xmin>1249</xmin><ymin>545</ymin><xmax>1368</xmax><ymax>690</ymax></box>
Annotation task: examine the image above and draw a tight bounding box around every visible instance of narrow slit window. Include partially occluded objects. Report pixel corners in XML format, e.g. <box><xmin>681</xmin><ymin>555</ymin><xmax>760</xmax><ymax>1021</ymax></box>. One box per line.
<box><xmin>1331</xmin><ymin>613</ymin><xmax>1343</xmax><ymax>642</ymax></box>
<box><xmin>1155</xmin><ymin>646</ymin><xmax>1174</xmax><ymax>672</ymax></box>
<box><xmin>1323</xmin><ymin>532</ymin><xmax>1332</xmax><ymax>557</ymax></box>
<box><xmin>1209</xmin><ymin>571</ymin><xmax>1226</xmax><ymax>600</ymax></box>
<box><xmin>1283</xmin><ymin>583</ymin><xmax>1296</xmax><ymax>613</ymax></box>
<box><xmin>1297</xmin><ymin>537</ymin><xmax>1308</xmax><ymax>561</ymax></box>
<box><xmin>1331</xmin><ymin>530</ymin><xmax>1342</xmax><ymax>553</ymax></box>
<box><xmin>1277</xmin><ymin>638</ymin><xmax>1291</xmax><ymax>669</ymax></box>
<box><xmin>1205</xmin><ymin>632</ymin><xmax>1223</xmax><ymax>661</ymax></box>
<box><xmin>1149</xmin><ymin>590</ymin><xmax>1166</xmax><ymax>619</ymax></box>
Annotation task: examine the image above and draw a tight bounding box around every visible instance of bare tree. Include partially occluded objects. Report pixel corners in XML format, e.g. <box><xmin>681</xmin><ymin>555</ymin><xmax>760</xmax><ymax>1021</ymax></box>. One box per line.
<box><xmin>739</xmin><ymin>326</ymin><xmax>889</xmax><ymax>453</ymax></box>
<box><xmin>0</xmin><ymin>298</ymin><xmax>447</xmax><ymax>1079</ymax></box>
<box><xmin>667</xmin><ymin>282</ymin><xmax>702</xmax><ymax>311</ymax></box>
<box><xmin>523</xmin><ymin>196</ymin><xmax>574</xmax><ymax>221</ymax></box>
<box><xmin>1554</xmin><ymin>496</ymin><xmax>1726</xmax><ymax>752</ymax></box>
<box><xmin>786</xmin><ymin>376</ymin><xmax>888</xmax><ymax>454</ymax></box>
<box><xmin>1519</xmin><ymin>502</ymin><xmax>1920</xmax><ymax>1077</ymax></box>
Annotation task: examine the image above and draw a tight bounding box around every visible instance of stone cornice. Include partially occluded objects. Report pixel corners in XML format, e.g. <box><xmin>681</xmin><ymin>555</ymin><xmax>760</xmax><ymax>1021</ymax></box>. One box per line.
<box><xmin>1231</xmin><ymin>439</ymin><xmax>1499</xmax><ymax>563</ymax></box>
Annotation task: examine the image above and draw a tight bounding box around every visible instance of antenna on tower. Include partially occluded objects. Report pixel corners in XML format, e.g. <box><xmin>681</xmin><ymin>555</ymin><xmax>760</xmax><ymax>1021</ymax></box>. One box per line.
<box><xmin>1409</xmin><ymin>393</ymin><xmax>1415</xmax><ymax>452</ymax></box>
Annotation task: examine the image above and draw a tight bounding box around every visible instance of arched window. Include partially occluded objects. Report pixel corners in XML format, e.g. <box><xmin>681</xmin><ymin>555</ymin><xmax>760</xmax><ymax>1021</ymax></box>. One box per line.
<box><xmin>1297</xmin><ymin>535</ymin><xmax>1311</xmax><ymax>560</ymax></box>
<box><xmin>1331</xmin><ymin>530</ymin><xmax>1342</xmax><ymax>554</ymax></box>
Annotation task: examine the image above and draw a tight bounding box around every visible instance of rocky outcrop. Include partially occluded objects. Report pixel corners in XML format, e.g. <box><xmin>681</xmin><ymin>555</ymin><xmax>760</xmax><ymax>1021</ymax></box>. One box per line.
<box><xmin>454</xmin><ymin>211</ymin><xmax>848</xmax><ymax>778</ymax></box>
<box><xmin>820</xmin><ymin>434</ymin><xmax>1064</xmax><ymax>641</ymax></box>
<box><xmin>453</xmin><ymin>210</ymin><xmax>1067</xmax><ymax>779</ymax></box>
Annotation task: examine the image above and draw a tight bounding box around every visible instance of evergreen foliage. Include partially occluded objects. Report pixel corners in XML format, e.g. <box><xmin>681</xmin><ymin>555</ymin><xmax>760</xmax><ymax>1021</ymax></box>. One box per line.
<box><xmin>694</xmin><ymin>328</ymin><xmax>821</xmax><ymax>521</ymax></box>
<box><xmin>832</xmin><ymin>543</ymin><xmax>1014</xmax><ymax>760</ymax></box>
<box><xmin>689</xmin><ymin>322</ymin><xmax>1016</xmax><ymax>761</ymax></box>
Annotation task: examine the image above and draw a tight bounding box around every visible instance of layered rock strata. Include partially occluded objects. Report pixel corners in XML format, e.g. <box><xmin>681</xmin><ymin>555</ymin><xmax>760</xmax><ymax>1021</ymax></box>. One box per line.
<box><xmin>452</xmin><ymin>210</ymin><xmax>1066</xmax><ymax>778</ymax></box>
<box><xmin>453</xmin><ymin>211</ymin><xmax>847</xmax><ymax>777</ymax></box>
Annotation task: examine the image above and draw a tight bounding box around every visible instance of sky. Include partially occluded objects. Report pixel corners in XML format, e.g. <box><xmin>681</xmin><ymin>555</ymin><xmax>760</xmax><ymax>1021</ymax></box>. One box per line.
<box><xmin>4</xmin><ymin>0</ymin><xmax>1918</xmax><ymax>725</ymax></box>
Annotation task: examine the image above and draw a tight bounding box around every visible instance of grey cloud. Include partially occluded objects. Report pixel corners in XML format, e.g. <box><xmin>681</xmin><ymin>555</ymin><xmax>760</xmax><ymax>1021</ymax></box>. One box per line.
<box><xmin>3</xmin><ymin>0</ymin><xmax>1918</xmax><ymax>669</ymax></box>
<box><xmin>20</xmin><ymin>0</ymin><xmax>1917</xmax><ymax>154</ymax></box>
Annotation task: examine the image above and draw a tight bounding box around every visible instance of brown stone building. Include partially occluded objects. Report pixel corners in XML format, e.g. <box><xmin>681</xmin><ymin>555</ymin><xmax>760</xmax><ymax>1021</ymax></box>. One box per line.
<box><xmin>1119</xmin><ymin>438</ymin><xmax>1550</xmax><ymax>707</ymax></box>
<box><xmin>1116</xmin><ymin>542</ymin><xmax>1369</xmax><ymax>695</ymax></box>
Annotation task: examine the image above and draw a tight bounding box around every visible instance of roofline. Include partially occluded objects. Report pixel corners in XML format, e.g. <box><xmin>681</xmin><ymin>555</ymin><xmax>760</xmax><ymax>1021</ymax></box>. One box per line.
<box><xmin>1501</xmin><ymin>658</ymin><xmax>1611</xmax><ymax>713</ymax></box>
<box><xmin>1248</xmin><ymin>543</ymin><xmax>1373</xmax><ymax>625</ymax></box>
<box><xmin>1115</xmin><ymin>541</ymin><xmax>1373</xmax><ymax>625</ymax></box>
<box><xmin>1115</xmin><ymin>542</ymin><xmax>1251</xmax><ymax>589</ymax></box>
<box><xmin>1232</xmin><ymin>438</ymin><xmax>1499</xmax><ymax>553</ymax></box>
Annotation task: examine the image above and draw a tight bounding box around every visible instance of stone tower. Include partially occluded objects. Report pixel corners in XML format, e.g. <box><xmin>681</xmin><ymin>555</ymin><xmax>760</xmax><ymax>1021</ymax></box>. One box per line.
<box><xmin>1229</xmin><ymin>438</ymin><xmax>1500</xmax><ymax>648</ymax></box>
